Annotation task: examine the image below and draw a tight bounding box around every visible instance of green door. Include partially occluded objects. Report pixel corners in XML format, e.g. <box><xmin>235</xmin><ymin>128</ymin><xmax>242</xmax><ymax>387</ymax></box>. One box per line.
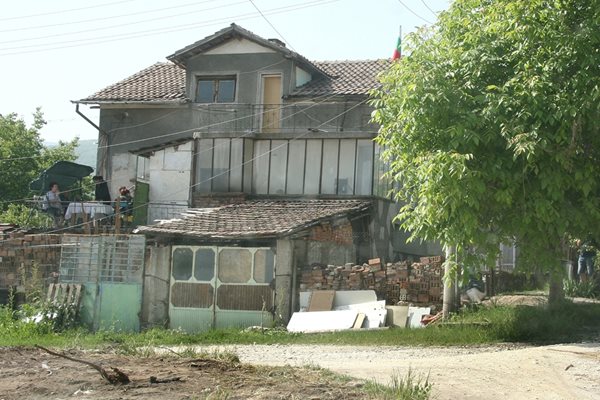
<box><xmin>132</xmin><ymin>181</ymin><xmax>149</xmax><ymax>226</ymax></box>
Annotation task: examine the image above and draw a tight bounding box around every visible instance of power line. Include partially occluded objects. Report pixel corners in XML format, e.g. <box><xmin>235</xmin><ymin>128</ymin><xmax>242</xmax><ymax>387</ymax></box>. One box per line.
<box><xmin>420</xmin><ymin>0</ymin><xmax>438</xmax><ymax>17</ymax></box>
<box><xmin>248</xmin><ymin>0</ymin><xmax>297</xmax><ymax>52</ymax></box>
<box><xmin>0</xmin><ymin>0</ymin><xmax>135</xmax><ymax>22</ymax></box>
<box><xmin>396</xmin><ymin>0</ymin><xmax>433</xmax><ymax>25</ymax></box>
<box><xmin>0</xmin><ymin>0</ymin><xmax>245</xmax><ymax>45</ymax></box>
<box><xmin>0</xmin><ymin>97</ymin><xmax>368</xmax><ymax>241</ymax></box>
<box><xmin>0</xmin><ymin>0</ymin><xmax>338</xmax><ymax>56</ymax></box>
<box><xmin>0</xmin><ymin>0</ymin><xmax>219</xmax><ymax>33</ymax></box>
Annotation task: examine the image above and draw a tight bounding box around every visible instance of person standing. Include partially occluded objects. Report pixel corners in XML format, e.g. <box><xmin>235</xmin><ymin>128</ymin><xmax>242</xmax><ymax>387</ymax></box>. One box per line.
<box><xmin>44</xmin><ymin>182</ymin><xmax>64</xmax><ymax>228</ymax></box>
<box><xmin>577</xmin><ymin>236</ymin><xmax>597</xmax><ymax>283</ymax></box>
<box><xmin>92</xmin><ymin>175</ymin><xmax>111</xmax><ymax>205</ymax></box>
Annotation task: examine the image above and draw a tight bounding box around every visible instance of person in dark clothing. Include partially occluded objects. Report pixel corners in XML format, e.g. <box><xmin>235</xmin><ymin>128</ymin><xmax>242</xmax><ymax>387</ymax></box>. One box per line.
<box><xmin>92</xmin><ymin>175</ymin><xmax>111</xmax><ymax>205</ymax></box>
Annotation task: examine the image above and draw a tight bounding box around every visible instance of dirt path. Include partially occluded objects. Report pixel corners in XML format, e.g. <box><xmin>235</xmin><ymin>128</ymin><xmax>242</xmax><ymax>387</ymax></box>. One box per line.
<box><xmin>193</xmin><ymin>342</ymin><xmax>600</xmax><ymax>400</ymax></box>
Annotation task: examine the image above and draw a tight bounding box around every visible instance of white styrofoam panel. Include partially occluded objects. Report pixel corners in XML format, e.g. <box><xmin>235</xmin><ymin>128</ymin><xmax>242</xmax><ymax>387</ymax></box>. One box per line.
<box><xmin>333</xmin><ymin>290</ymin><xmax>377</xmax><ymax>307</ymax></box>
<box><xmin>407</xmin><ymin>306</ymin><xmax>431</xmax><ymax>329</ymax></box>
<box><xmin>287</xmin><ymin>310</ymin><xmax>358</xmax><ymax>333</ymax></box>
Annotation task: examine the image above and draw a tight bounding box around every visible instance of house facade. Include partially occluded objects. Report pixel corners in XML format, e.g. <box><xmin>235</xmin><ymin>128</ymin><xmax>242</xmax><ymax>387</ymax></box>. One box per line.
<box><xmin>75</xmin><ymin>24</ymin><xmax>441</xmax><ymax>331</ymax></box>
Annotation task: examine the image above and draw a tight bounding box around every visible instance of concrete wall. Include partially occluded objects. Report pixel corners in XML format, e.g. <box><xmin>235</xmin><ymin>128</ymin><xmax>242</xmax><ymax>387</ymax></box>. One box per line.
<box><xmin>148</xmin><ymin>141</ymin><xmax>192</xmax><ymax>204</ymax></box>
<box><xmin>141</xmin><ymin>245</ymin><xmax>171</xmax><ymax>329</ymax></box>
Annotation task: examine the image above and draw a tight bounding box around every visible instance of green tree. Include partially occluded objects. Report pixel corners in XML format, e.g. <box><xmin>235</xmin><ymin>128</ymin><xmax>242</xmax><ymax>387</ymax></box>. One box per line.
<box><xmin>0</xmin><ymin>109</ymin><xmax>79</xmax><ymax>209</ymax></box>
<box><xmin>371</xmin><ymin>0</ymin><xmax>600</xmax><ymax>293</ymax></box>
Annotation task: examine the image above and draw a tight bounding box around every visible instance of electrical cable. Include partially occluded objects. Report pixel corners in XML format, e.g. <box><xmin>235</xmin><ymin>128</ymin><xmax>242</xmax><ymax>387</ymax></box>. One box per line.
<box><xmin>396</xmin><ymin>0</ymin><xmax>433</xmax><ymax>24</ymax></box>
<box><xmin>0</xmin><ymin>97</ymin><xmax>368</xmax><ymax>242</ymax></box>
<box><xmin>0</xmin><ymin>0</ymin><xmax>338</xmax><ymax>56</ymax></box>
<box><xmin>0</xmin><ymin>0</ymin><xmax>135</xmax><ymax>22</ymax></box>
<box><xmin>248</xmin><ymin>0</ymin><xmax>297</xmax><ymax>52</ymax></box>
<box><xmin>420</xmin><ymin>0</ymin><xmax>438</xmax><ymax>16</ymax></box>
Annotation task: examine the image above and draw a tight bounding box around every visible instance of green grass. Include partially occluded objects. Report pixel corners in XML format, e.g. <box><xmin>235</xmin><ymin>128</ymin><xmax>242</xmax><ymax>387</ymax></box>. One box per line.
<box><xmin>2</xmin><ymin>300</ymin><xmax>600</xmax><ymax>349</ymax></box>
<box><xmin>364</xmin><ymin>368</ymin><xmax>432</xmax><ymax>400</ymax></box>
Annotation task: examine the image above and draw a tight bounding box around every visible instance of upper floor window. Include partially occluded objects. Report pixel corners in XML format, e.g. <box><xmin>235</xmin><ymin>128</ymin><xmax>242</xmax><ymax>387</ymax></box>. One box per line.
<box><xmin>196</xmin><ymin>76</ymin><xmax>236</xmax><ymax>103</ymax></box>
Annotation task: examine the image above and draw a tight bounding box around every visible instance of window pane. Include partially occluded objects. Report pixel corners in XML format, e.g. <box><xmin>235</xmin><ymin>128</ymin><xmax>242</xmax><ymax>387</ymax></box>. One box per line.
<box><xmin>320</xmin><ymin>139</ymin><xmax>339</xmax><ymax>194</ymax></box>
<box><xmin>195</xmin><ymin>139</ymin><xmax>213</xmax><ymax>193</ymax></box>
<box><xmin>254</xmin><ymin>249</ymin><xmax>275</xmax><ymax>283</ymax></box>
<box><xmin>217</xmin><ymin>79</ymin><xmax>235</xmax><ymax>102</ymax></box>
<box><xmin>252</xmin><ymin>140</ymin><xmax>270</xmax><ymax>194</ymax></box>
<box><xmin>304</xmin><ymin>140</ymin><xmax>322</xmax><ymax>194</ymax></box>
<box><xmin>338</xmin><ymin>140</ymin><xmax>356</xmax><ymax>195</ymax></box>
<box><xmin>229</xmin><ymin>138</ymin><xmax>244</xmax><ymax>191</ymax></box>
<box><xmin>356</xmin><ymin>139</ymin><xmax>373</xmax><ymax>195</ymax></box>
<box><xmin>194</xmin><ymin>248</ymin><xmax>215</xmax><ymax>281</ymax></box>
<box><xmin>213</xmin><ymin>138</ymin><xmax>230</xmax><ymax>191</ymax></box>
<box><xmin>172</xmin><ymin>248</ymin><xmax>193</xmax><ymax>280</ymax></box>
<box><xmin>197</xmin><ymin>80</ymin><xmax>214</xmax><ymax>103</ymax></box>
<box><xmin>286</xmin><ymin>141</ymin><xmax>305</xmax><ymax>194</ymax></box>
<box><xmin>269</xmin><ymin>140</ymin><xmax>287</xmax><ymax>194</ymax></box>
<box><xmin>218</xmin><ymin>249</ymin><xmax>252</xmax><ymax>283</ymax></box>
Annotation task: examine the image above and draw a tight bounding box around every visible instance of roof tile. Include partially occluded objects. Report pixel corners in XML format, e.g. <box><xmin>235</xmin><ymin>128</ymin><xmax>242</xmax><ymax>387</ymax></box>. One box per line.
<box><xmin>136</xmin><ymin>199</ymin><xmax>372</xmax><ymax>239</ymax></box>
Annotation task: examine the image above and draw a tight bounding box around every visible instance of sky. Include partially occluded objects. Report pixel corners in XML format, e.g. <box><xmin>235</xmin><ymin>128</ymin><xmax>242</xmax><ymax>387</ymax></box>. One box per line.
<box><xmin>0</xmin><ymin>0</ymin><xmax>449</xmax><ymax>144</ymax></box>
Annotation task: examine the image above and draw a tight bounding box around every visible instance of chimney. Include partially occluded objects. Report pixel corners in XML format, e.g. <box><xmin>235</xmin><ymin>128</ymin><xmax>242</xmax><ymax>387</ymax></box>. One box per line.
<box><xmin>268</xmin><ymin>38</ymin><xmax>286</xmax><ymax>47</ymax></box>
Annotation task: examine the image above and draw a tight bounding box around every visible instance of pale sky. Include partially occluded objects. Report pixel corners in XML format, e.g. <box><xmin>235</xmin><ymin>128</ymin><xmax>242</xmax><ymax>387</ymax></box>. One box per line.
<box><xmin>0</xmin><ymin>0</ymin><xmax>449</xmax><ymax>144</ymax></box>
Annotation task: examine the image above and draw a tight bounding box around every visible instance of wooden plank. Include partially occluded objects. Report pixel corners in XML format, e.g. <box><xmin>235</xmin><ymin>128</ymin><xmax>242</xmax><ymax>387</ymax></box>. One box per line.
<box><xmin>353</xmin><ymin>313</ymin><xmax>366</xmax><ymax>329</ymax></box>
<box><xmin>46</xmin><ymin>283</ymin><xmax>56</xmax><ymax>302</ymax></box>
<box><xmin>307</xmin><ymin>290</ymin><xmax>335</xmax><ymax>312</ymax></box>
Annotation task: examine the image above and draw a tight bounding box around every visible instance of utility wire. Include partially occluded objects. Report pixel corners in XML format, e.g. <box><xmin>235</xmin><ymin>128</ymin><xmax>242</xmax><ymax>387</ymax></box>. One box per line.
<box><xmin>0</xmin><ymin>97</ymin><xmax>368</xmax><ymax>241</ymax></box>
<box><xmin>0</xmin><ymin>0</ymin><xmax>337</xmax><ymax>56</ymax></box>
<box><xmin>248</xmin><ymin>0</ymin><xmax>297</xmax><ymax>52</ymax></box>
<box><xmin>420</xmin><ymin>0</ymin><xmax>438</xmax><ymax>16</ymax></box>
<box><xmin>396</xmin><ymin>0</ymin><xmax>433</xmax><ymax>25</ymax></box>
<box><xmin>0</xmin><ymin>0</ymin><xmax>219</xmax><ymax>33</ymax></box>
<box><xmin>0</xmin><ymin>0</ymin><xmax>245</xmax><ymax>45</ymax></box>
<box><xmin>0</xmin><ymin>0</ymin><xmax>135</xmax><ymax>22</ymax></box>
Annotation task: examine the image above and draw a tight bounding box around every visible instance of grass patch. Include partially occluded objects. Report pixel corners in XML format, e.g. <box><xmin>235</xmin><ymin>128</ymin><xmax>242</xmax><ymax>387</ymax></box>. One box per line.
<box><xmin>364</xmin><ymin>368</ymin><xmax>432</xmax><ymax>400</ymax></box>
<box><xmin>2</xmin><ymin>300</ymin><xmax>600</xmax><ymax>349</ymax></box>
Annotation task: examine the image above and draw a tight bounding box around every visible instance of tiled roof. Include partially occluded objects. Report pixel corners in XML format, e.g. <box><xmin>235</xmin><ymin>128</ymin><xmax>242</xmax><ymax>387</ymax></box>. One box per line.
<box><xmin>77</xmin><ymin>60</ymin><xmax>391</xmax><ymax>103</ymax></box>
<box><xmin>78</xmin><ymin>62</ymin><xmax>186</xmax><ymax>104</ymax></box>
<box><xmin>291</xmin><ymin>60</ymin><xmax>392</xmax><ymax>97</ymax></box>
<box><xmin>136</xmin><ymin>199</ymin><xmax>372</xmax><ymax>239</ymax></box>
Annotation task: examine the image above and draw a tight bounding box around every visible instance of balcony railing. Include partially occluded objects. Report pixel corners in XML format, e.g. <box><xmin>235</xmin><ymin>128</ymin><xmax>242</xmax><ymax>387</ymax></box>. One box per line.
<box><xmin>190</xmin><ymin>102</ymin><xmax>376</xmax><ymax>135</ymax></box>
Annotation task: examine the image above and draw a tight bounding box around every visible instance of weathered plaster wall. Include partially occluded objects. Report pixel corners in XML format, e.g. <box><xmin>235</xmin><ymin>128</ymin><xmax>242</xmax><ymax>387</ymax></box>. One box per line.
<box><xmin>141</xmin><ymin>245</ymin><xmax>171</xmax><ymax>329</ymax></box>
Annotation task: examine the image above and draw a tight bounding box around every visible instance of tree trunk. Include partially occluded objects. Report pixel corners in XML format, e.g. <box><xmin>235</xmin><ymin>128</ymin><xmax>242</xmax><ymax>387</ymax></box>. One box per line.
<box><xmin>548</xmin><ymin>272</ymin><xmax>564</xmax><ymax>305</ymax></box>
<box><xmin>443</xmin><ymin>246</ymin><xmax>457</xmax><ymax>318</ymax></box>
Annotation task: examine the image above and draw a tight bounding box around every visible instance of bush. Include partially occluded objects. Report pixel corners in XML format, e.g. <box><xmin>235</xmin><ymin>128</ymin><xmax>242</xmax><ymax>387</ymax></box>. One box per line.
<box><xmin>564</xmin><ymin>279</ymin><xmax>600</xmax><ymax>299</ymax></box>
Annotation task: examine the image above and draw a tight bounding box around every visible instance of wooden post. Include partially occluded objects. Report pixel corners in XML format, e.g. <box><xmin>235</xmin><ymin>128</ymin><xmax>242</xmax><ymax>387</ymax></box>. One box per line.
<box><xmin>114</xmin><ymin>198</ymin><xmax>121</xmax><ymax>234</ymax></box>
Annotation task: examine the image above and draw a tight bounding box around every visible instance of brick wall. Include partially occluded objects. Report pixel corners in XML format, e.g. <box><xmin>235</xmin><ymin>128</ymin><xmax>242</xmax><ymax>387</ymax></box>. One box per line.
<box><xmin>299</xmin><ymin>256</ymin><xmax>445</xmax><ymax>305</ymax></box>
<box><xmin>0</xmin><ymin>232</ymin><xmax>62</xmax><ymax>290</ymax></box>
<box><xmin>309</xmin><ymin>222</ymin><xmax>353</xmax><ymax>245</ymax></box>
<box><xmin>192</xmin><ymin>192</ymin><xmax>247</xmax><ymax>208</ymax></box>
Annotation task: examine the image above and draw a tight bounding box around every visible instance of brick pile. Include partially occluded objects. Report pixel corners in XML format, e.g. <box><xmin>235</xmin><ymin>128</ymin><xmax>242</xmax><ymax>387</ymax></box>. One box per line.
<box><xmin>299</xmin><ymin>256</ymin><xmax>445</xmax><ymax>305</ymax></box>
<box><xmin>0</xmin><ymin>232</ymin><xmax>62</xmax><ymax>288</ymax></box>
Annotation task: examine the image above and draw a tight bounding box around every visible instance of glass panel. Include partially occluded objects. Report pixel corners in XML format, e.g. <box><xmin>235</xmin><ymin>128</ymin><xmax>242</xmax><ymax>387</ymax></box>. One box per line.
<box><xmin>195</xmin><ymin>139</ymin><xmax>213</xmax><ymax>193</ymax></box>
<box><xmin>337</xmin><ymin>140</ymin><xmax>356</xmax><ymax>195</ymax></box>
<box><xmin>229</xmin><ymin>138</ymin><xmax>244</xmax><ymax>191</ymax></box>
<box><xmin>218</xmin><ymin>248</ymin><xmax>252</xmax><ymax>283</ymax></box>
<box><xmin>286</xmin><ymin>140</ymin><xmax>306</xmax><ymax>194</ymax></box>
<box><xmin>172</xmin><ymin>248</ymin><xmax>193</xmax><ymax>280</ymax></box>
<box><xmin>197</xmin><ymin>80</ymin><xmax>214</xmax><ymax>103</ymax></box>
<box><xmin>320</xmin><ymin>139</ymin><xmax>339</xmax><ymax>194</ymax></box>
<box><xmin>304</xmin><ymin>140</ymin><xmax>322</xmax><ymax>194</ymax></box>
<box><xmin>217</xmin><ymin>79</ymin><xmax>235</xmax><ymax>102</ymax></box>
<box><xmin>194</xmin><ymin>248</ymin><xmax>215</xmax><ymax>281</ymax></box>
<box><xmin>252</xmin><ymin>140</ymin><xmax>270</xmax><ymax>194</ymax></box>
<box><xmin>355</xmin><ymin>139</ymin><xmax>373</xmax><ymax>195</ymax></box>
<box><xmin>269</xmin><ymin>140</ymin><xmax>288</xmax><ymax>194</ymax></box>
<box><xmin>212</xmin><ymin>138</ymin><xmax>230</xmax><ymax>191</ymax></box>
<box><xmin>254</xmin><ymin>249</ymin><xmax>275</xmax><ymax>283</ymax></box>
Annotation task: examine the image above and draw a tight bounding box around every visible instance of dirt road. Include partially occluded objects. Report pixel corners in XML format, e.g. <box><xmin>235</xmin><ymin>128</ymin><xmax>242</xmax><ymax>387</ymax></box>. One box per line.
<box><xmin>196</xmin><ymin>342</ymin><xmax>600</xmax><ymax>400</ymax></box>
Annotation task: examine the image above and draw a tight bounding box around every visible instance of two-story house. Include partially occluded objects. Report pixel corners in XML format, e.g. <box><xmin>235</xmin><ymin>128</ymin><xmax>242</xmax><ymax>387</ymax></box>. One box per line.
<box><xmin>75</xmin><ymin>24</ymin><xmax>441</xmax><ymax>331</ymax></box>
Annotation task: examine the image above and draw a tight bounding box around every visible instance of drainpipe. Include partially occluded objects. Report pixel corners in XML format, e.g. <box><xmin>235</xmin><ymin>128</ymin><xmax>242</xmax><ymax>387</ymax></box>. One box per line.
<box><xmin>75</xmin><ymin>103</ymin><xmax>109</xmax><ymax>176</ymax></box>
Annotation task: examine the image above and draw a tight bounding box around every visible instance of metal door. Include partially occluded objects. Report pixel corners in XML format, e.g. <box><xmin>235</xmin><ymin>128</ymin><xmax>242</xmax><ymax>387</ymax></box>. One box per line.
<box><xmin>169</xmin><ymin>246</ymin><xmax>275</xmax><ymax>332</ymax></box>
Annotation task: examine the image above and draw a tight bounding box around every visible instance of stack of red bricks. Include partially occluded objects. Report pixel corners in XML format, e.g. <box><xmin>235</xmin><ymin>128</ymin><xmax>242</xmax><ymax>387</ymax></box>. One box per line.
<box><xmin>0</xmin><ymin>232</ymin><xmax>61</xmax><ymax>288</ymax></box>
<box><xmin>300</xmin><ymin>256</ymin><xmax>445</xmax><ymax>305</ymax></box>
<box><xmin>386</xmin><ymin>256</ymin><xmax>443</xmax><ymax>304</ymax></box>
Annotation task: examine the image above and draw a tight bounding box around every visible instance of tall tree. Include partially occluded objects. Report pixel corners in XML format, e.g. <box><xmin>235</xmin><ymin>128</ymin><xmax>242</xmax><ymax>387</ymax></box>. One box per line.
<box><xmin>371</xmin><ymin>0</ymin><xmax>600</xmax><ymax>289</ymax></box>
<box><xmin>0</xmin><ymin>109</ymin><xmax>79</xmax><ymax>208</ymax></box>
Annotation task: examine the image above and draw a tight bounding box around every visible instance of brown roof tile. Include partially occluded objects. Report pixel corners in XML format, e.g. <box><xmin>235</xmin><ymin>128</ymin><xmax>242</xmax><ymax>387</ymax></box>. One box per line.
<box><xmin>291</xmin><ymin>59</ymin><xmax>392</xmax><ymax>97</ymax></box>
<box><xmin>79</xmin><ymin>62</ymin><xmax>186</xmax><ymax>104</ymax></box>
<box><xmin>136</xmin><ymin>199</ymin><xmax>372</xmax><ymax>239</ymax></box>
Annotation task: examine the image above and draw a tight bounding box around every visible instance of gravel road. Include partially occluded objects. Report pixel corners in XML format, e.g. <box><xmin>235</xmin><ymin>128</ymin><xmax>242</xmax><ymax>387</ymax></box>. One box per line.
<box><xmin>189</xmin><ymin>342</ymin><xmax>600</xmax><ymax>400</ymax></box>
